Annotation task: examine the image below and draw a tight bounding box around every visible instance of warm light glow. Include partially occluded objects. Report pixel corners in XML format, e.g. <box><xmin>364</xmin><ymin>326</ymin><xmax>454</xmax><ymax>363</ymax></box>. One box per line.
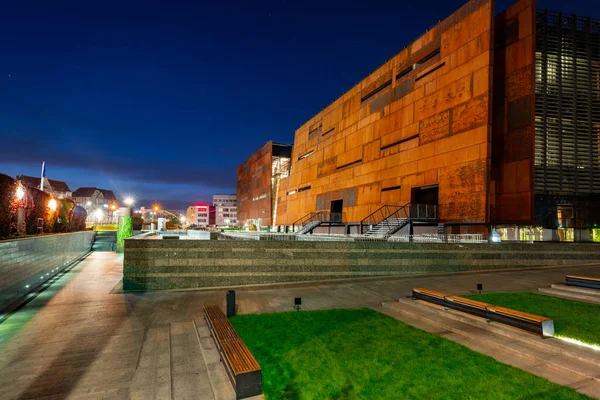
<box><xmin>124</xmin><ymin>197</ymin><xmax>134</xmax><ymax>206</ymax></box>
<box><xmin>111</xmin><ymin>204</ymin><xmax>116</xmax><ymax>210</ymax></box>
<box><xmin>16</xmin><ymin>186</ymin><xmax>25</xmax><ymax>200</ymax></box>
<box><xmin>154</xmin><ymin>206</ymin><xmax>159</xmax><ymax>211</ymax></box>
<box><xmin>95</xmin><ymin>209</ymin><xmax>103</xmax><ymax>221</ymax></box>
<box><xmin>48</xmin><ymin>198</ymin><xmax>57</xmax><ymax>211</ymax></box>
<box><xmin>556</xmin><ymin>335</ymin><xmax>600</xmax><ymax>352</ymax></box>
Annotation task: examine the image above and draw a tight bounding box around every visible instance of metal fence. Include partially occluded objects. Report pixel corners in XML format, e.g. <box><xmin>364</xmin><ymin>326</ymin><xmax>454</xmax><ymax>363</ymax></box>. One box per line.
<box><xmin>218</xmin><ymin>231</ymin><xmax>487</xmax><ymax>243</ymax></box>
<box><xmin>388</xmin><ymin>234</ymin><xmax>487</xmax><ymax>243</ymax></box>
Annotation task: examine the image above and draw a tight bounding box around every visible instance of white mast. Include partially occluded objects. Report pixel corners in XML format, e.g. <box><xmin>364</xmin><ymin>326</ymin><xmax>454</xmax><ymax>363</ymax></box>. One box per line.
<box><xmin>40</xmin><ymin>161</ymin><xmax>46</xmax><ymax>191</ymax></box>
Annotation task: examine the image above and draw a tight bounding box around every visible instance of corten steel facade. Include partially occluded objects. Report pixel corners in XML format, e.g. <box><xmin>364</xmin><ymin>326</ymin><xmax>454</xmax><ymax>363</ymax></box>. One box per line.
<box><xmin>269</xmin><ymin>0</ymin><xmax>600</xmax><ymax>240</ymax></box>
<box><xmin>277</xmin><ymin>0</ymin><xmax>496</xmax><ymax>234</ymax></box>
<box><xmin>236</xmin><ymin>141</ymin><xmax>292</xmax><ymax>229</ymax></box>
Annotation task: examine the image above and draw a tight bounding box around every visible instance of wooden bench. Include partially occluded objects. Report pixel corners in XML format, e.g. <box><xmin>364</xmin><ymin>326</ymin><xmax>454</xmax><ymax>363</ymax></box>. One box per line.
<box><xmin>412</xmin><ymin>288</ymin><xmax>554</xmax><ymax>337</ymax></box>
<box><xmin>204</xmin><ymin>305</ymin><xmax>262</xmax><ymax>399</ymax></box>
<box><xmin>566</xmin><ymin>275</ymin><xmax>600</xmax><ymax>290</ymax></box>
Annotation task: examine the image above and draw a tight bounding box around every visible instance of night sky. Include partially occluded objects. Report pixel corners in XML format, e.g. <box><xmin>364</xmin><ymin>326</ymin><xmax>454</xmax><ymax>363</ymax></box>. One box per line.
<box><xmin>1</xmin><ymin>0</ymin><xmax>597</xmax><ymax>210</ymax></box>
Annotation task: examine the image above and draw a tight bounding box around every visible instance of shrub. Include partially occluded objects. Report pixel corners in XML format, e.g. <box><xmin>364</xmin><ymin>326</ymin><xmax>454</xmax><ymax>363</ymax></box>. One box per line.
<box><xmin>116</xmin><ymin>216</ymin><xmax>133</xmax><ymax>253</ymax></box>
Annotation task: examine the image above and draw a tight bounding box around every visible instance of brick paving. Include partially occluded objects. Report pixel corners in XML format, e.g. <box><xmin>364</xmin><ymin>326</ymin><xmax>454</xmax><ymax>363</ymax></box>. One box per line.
<box><xmin>0</xmin><ymin>251</ymin><xmax>599</xmax><ymax>399</ymax></box>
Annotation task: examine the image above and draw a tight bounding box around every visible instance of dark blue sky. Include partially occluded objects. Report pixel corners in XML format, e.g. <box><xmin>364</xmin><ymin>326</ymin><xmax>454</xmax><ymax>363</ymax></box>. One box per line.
<box><xmin>1</xmin><ymin>0</ymin><xmax>596</xmax><ymax>210</ymax></box>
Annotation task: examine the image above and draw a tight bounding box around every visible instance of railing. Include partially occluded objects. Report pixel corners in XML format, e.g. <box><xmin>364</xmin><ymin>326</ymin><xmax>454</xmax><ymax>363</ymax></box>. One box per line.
<box><xmin>360</xmin><ymin>203</ymin><xmax>438</xmax><ymax>236</ymax></box>
<box><xmin>292</xmin><ymin>211</ymin><xmax>342</xmax><ymax>232</ymax></box>
<box><xmin>407</xmin><ymin>204</ymin><xmax>438</xmax><ymax>221</ymax></box>
<box><xmin>389</xmin><ymin>234</ymin><xmax>486</xmax><ymax>243</ymax></box>
<box><xmin>218</xmin><ymin>231</ymin><xmax>486</xmax><ymax>243</ymax></box>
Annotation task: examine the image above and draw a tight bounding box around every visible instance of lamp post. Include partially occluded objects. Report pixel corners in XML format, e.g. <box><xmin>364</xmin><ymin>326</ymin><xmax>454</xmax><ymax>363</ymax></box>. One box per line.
<box><xmin>16</xmin><ymin>185</ymin><xmax>25</xmax><ymax>233</ymax></box>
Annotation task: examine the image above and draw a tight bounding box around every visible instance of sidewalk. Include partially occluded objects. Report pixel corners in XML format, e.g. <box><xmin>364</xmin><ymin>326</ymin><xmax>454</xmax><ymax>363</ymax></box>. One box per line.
<box><xmin>0</xmin><ymin>251</ymin><xmax>598</xmax><ymax>399</ymax></box>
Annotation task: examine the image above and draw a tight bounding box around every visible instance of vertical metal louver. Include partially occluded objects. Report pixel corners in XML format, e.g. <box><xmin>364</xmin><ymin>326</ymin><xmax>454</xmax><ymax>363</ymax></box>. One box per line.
<box><xmin>535</xmin><ymin>10</ymin><xmax>600</xmax><ymax>194</ymax></box>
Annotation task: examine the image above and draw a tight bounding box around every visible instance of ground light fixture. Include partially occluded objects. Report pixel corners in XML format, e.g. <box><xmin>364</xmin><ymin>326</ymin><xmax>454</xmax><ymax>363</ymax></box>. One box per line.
<box><xmin>48</xmin><ymin>198</ymin><xmax>57</xmax><ymax>211</ymax></box>
<box><xmin>556</xmin><ymin>335</ymin><xmax>600</xmax><ymax>352</ymax></box>
<box><xmin>294</xmin><ymin>297</ymin><xmax>301</xmax><ymax>312</ymax></box>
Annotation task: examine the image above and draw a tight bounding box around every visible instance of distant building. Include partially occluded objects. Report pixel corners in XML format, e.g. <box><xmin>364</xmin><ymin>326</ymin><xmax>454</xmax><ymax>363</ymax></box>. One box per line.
<box><xmin>18</xmin><ymin>175</ymin><xmax>72</xmax><ymax>199</ymax></box>
<box><xmin>72</xmin><ymin>187</ymin><xmax>118</xmax><ymax>222</ymax></box>
<box><xmin>236</xmin><ymin>141</ymin><xmax>292</xmax><ymax>230</ymax></box>
<box><xmin>213</xmin><ymin>194</ymin><xmax>237</xmax><ymax>227</ymax></box>
<box><xmin>186</xmin><ymin>205</ymin><xmax>215</xmax><ymax>227</ymax></box>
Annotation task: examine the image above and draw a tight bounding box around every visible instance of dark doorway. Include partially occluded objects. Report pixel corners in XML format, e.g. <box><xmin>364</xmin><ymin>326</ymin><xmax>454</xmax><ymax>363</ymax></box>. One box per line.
<box><xmin>411</xmin><ymin>185</ymin><xmax>438</xmax><ymax>205</ymax></box>
<box><xmin>330</xmin><ymin>200</ymin><xmax>343</xmax><ymax>222</ymax></box>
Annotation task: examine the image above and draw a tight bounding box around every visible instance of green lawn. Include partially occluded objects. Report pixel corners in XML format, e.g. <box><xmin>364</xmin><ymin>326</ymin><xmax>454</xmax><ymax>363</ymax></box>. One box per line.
<box><xmin>465</xmin><ymin>292</ymin><xmax>600</xmax><ymax>346</ymax></box>
<box><xmin>230</xmin><ymin>308</ymin><xmax>589</xmax><ymax>399</ymax></box>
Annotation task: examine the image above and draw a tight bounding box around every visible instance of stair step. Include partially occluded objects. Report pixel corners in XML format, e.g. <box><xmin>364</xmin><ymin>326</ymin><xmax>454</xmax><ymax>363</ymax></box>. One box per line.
<box><xmin>390</xmin><ymin>299</ymin><xmax>600</xmax><ymax>370</ymax></box>
<box><xmin>539</xmin><ymin>287</ymin><xmax>600</xmax><ymax>305</ymax></box>
<box><xmin>382</xmin><ymin>301</ymin><xmax>600</xmax><ymax>384</ymax></box>
<box><xmin>551</xmin><ymin>284</ymin><xmax>600</xmax><ymax>297</ymax></box>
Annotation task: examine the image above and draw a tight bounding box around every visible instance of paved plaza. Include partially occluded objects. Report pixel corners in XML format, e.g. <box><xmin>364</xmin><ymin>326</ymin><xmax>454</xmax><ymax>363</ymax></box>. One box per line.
<box><xmin>0</xmin><ymin>251</ymin><xmax>599</xmax><ymax>399</ymax></box>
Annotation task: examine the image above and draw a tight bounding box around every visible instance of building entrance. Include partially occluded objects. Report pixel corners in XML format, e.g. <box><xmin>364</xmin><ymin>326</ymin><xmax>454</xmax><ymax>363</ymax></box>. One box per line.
<box><xmin>330</xmin><ymin>200</ymin><xmax>343</xmax><ymax>222</ymax></box>
<box><xmin>411</xmin><ymin>185</ymin><xmax>439</xmax><ymax>205</ymax></box>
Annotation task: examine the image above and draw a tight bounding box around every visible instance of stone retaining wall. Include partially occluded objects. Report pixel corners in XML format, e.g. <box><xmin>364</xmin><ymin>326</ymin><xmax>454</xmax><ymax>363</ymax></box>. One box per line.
<box><xmin>0</xmin><ymin>231</ymin><xmax>95</xmax><ymax>312</ymax></box>
<box><xmin>123</xmin><ymin>239</ymin><xmax>600</xmax><ymax>290</ymax></box>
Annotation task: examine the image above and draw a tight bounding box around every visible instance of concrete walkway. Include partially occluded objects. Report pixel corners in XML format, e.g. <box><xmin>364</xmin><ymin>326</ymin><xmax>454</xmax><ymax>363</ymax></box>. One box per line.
<box><xmin>0</xmin><ymin>252</ymin><xmax>599</xmax><ymax>399</ymax></box>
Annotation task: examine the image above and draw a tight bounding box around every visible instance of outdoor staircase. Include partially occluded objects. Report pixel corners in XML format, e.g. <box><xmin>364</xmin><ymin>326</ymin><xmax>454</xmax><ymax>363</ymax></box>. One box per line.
<box><xmin>292</xmin><ymin>211</ymin><xmax>341</xmax><ymax>234</ymax></box>
<box><xmin>361</xmin><ymin>203</ymin><xmax>437</xmax><ymax>239</ymax></box>
<box><xmin>92</xmin><ymin>231</ymin><xmax>116</xmax><ymax>251</ymax></box>
<box><xmin>538</xmin><ymin>284</ymin><xmax>600</xmax><ymax>305</ymax></box>
<box><xmin>296</xmin><ymin>220</ymin><xmax>322</xmax><ymax>234</ymax></box>
<box><xmin>378</xmin><ymin>299</ymin><xmax>600</xmax><ymax>398</ymax></box>
<box><xmin>363</xmin><ymin>218</ymin><xmax>411</xmax><ymax>238</ymax></box>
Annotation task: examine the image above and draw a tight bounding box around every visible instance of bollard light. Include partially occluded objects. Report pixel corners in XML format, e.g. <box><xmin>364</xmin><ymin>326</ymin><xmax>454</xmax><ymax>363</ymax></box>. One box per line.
<box><xmin>477</xmin><ymin>283</ymin><xmax>483</xmax><ymax>294</ymax></box>
<box><xmin>294</xmin><ymin>297</ymin><xmax>302</xmax><ymax>312</ymax></box>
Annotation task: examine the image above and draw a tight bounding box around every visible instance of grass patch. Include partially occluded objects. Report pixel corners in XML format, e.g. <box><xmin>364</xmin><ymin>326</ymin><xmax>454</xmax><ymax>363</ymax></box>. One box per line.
<box><xmin>93</xmin><ymin>224</ymin><xmax>118</xmax><ymax>231</ymax></box>
<box><xmin>230</xmin><ymin>308</ymin><xmax>589</xmax><ymax>399</ymax></box>
<box><xmin>465</xmin><ymin>292</ymin><xmax>600</xmax><ymax>347</ymax></box>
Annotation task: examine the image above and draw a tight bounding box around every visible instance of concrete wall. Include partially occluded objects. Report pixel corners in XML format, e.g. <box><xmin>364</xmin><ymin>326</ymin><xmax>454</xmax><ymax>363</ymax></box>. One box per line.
<box><xmin>123</xmin><ymin>238</ymin><xmax>600</xmax><ymax>290</ymax></box>
<box><xmin>0</xmin><ymin>231</ymin><xmax>95</xmax><ymax>312</ymax></box>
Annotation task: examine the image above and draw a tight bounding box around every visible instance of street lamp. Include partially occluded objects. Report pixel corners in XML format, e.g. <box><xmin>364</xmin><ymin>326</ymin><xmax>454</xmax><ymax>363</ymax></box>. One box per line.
<box><xmin>16</xmin><ymin>186</ymin><xmax>25</xmax><ymax>200</ymax></box>
<box><xmin>15</xmin><ymin>185</ymin><xmax>25</xmax><ymax>233</ymax></box>
<box><xmin>124</xmin><ymin>197</ymin><xmax>134</xmax><ymax>206</ymax></box>
<box><xmin>48</xmin><ymin>198</ymin><xmax>57</xmax><ymax>211</ymax></box>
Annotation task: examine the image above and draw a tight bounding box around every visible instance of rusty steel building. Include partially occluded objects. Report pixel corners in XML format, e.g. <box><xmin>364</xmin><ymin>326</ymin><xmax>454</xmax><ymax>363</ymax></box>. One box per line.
<box><xmin>236</xmin><ymin>141</ymin><xmax>292</xmax><ymax>230</ymax></box>
<box><xmin>239</xmin><ymin>0</ymin><xmax>600</xmax><ymax>241</ymax></box>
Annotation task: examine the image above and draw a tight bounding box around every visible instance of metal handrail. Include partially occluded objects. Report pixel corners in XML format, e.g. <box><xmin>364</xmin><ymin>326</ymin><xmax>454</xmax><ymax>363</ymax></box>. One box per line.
<box><xmin>360</xmin><ymin>204</ymin><xmax>409</xmax><ymax>235</ymax></box>
<box><xmin>292</xmin><ymin>211</ymin><xmax>342</xmax><ymax>232</ymax></box>
<box><xmin>360</xmin><ymin>203</ymin><xmax>438</xmax><ymax>236</ymax></box>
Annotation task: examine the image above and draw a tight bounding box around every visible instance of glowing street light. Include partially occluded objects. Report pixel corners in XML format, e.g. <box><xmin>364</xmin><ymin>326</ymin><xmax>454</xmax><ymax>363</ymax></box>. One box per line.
<box><xmin>15</xmin><ymin>186</ymin><xmax>25</xmax><ymax>200</ymax></box>
<box><xmin>111</xmin><ymin>204</ymin><xmax>116</xmax><ymax>210</ymax></box>
<box><xmin>154</xmin><ymin>206</ymin><xmax>159</xmax><ymax>211</ymax></box>
<box><xmin>48</xmin><ymin>198</ymin><xmax>57</xmax><ymax>211</ymax></box>
<box><xmin>86</xmin><ymin>201</ymin><xmax>92</xmax><ymax>206</ymax></box>
<box><xmin>124</xmin><ymin>197</ymin><xmax>134</xmax><ymax>206</ymax></box>
<box><xmin>95</xmin><ymin>209</ymin><xmax>104</xmax><ymax>221</ymax></box>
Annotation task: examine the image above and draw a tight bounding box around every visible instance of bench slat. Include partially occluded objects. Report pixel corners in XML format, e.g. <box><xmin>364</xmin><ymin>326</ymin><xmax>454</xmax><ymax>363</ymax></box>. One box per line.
<box><xmin>204</xmin><ymin>305</ymin><xmax>262</xmax><ymax>399</ymax></box>
<box><xmin>567</xmin><ymin>275</ymin><xmax>600</xmax><ymax>282</ymax></box>
<box><xmin>412</xmin><ymin>288</ymin><xmax>554</xmax><ymax>337</ymax></box>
